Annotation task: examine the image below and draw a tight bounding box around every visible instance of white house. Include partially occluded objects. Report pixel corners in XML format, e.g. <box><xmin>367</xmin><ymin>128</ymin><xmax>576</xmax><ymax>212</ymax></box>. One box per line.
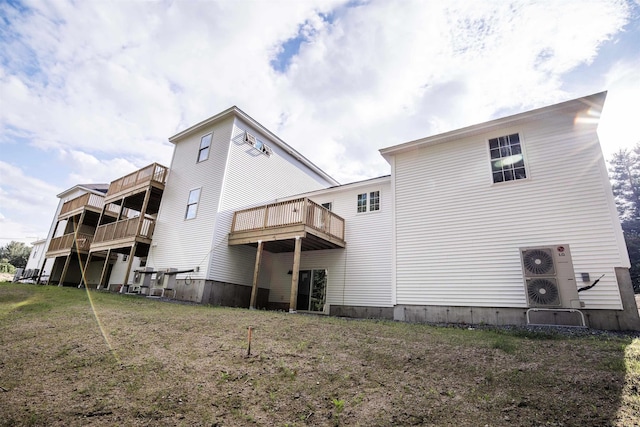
<box><xmin>35</xmin><ymin>93</ymin><xmax>639</xmax><ymax>330</ymax></box>
<box><xmin>380</xmin><ymin>92</ymin><xmax>637</xmax><ymax>330</ymax></box>
<box><xmin>21</xmin><ymin>238</ymin><xmax>47</xmax><ymax>281</ymax></box>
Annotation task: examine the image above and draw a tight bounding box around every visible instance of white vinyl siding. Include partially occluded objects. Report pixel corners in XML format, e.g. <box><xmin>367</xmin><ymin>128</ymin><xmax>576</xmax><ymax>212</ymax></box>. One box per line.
<box><xmin>148</xmin><ymin>117</ymin><xmax>234</xmax><ymax>279</ymax></box>
<box><xmin>269</xmin><ymin>179</ymin><xmax>393</xmax><ymax>308</ymax></box>
<box><xmin>207</xmin><ymin>118</ymin><xmax>335</xmax><ymax>286</ymax></box>
<box><xmin>393</xmin><ymin>112</ymin><xmax>626</xmax><ymax>310</ymax></box>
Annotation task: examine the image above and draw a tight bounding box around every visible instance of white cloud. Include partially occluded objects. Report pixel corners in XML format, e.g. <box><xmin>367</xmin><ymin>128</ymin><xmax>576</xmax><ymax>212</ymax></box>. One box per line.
<box><xmin>0</xmin><ymin>0</ymin><xmax>636</xmax><ymax>238</ymax></box>
<box><xmin>0</xmin><ymin>161</ymin><xmax>60</xmax><ymax>243</ymax></box>
<box><xmin>598</xmin><ymin>57</ymin><xmax>640</xmax><ymax>158</ymax></box>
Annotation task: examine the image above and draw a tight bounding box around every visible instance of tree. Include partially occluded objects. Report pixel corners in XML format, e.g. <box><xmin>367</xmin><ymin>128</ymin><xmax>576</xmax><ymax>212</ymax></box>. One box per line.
<box><xmin>609</xmin><ymin>143</ymin><xmax>640</xmax><ymax>293</ymax></box>
<box><xmin>609</xmin><ymin>144</ymin><xmax>640</xmax><ymax>221</ymax></box>
<box><xmin>0</xmin><ymin>241</ymin><xmax>31</xmax><ymax>269</ymax></box>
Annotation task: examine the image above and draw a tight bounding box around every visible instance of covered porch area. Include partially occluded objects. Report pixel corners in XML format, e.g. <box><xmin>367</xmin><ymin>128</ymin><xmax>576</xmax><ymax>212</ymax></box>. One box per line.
<box><xmin>228</xmin><ymin>198</ymin><xmax>346</xmax><ymax>312</ymax></box>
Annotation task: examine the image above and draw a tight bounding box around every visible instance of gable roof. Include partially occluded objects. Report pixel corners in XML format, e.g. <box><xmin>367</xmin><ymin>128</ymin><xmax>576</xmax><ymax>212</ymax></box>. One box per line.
<box><xmin>380</xmin><ymin>91</ymin><xmax>607</xmax><ymax>161</ymax></box>
<box><xmin>169</xmin><ymin>106</ymin><xmax>339</xmax><ymax>186</ymax></box>
<box><xmin>56</xmin><ymin>183</ymin><xmax>109</xmax><ymax>198</ymax></box>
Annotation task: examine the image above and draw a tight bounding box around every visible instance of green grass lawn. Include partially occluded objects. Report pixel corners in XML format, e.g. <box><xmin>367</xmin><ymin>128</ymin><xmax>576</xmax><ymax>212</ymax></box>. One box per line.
<box><xmin>1</xmin><ymin>282</ymin><xmax>639</xmax><ymax>426</ymax></box>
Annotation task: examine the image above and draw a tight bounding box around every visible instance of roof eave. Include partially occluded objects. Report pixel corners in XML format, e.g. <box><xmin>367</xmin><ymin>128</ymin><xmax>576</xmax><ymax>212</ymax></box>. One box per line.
<box><xmin>379</xmin><ymin>91</ymin><xmax>607</xmax><ymax>161</ymax></box>
<box><xmin>169</xmin><ymin>106</ymin><xmax>340</xmax><ymax>186</ymax></box>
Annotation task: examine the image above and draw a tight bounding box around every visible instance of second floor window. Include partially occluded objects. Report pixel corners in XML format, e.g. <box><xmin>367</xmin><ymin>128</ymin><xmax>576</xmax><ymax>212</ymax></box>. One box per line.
<box><xmin>185</xmin><ymin>188</ymin><xmax>201</xmax><ymax>219</ymax></box>
<box><xmin>198</xmin><ymin>133</ymin><xmax>212</xmax><ymax>163</ymax></box>
<box><xmin>357</xmin><ymin>191</ymin><xmax>381</xmax><ymax>213</ymax></box>
<box><xmin>357</xmin><ymin>193</ymin><xmax>367</xmax><ymax>213</ymax></box>
<box><xmin>489</xmin><ymin>133</ymin><xmax>527</xmax><ymax>183</ymax></box>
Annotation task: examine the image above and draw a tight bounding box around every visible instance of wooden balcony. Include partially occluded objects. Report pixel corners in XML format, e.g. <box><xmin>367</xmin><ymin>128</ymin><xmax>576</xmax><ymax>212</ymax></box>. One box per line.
<box><xmin>46</xmin><ymin>232</ymin><xmax>94</xmax><ymax>257</ymax></box>
<box><xmin>105</xmin><ymin>163</ymin><xmax>168</xmax><ymax>203</ymax></box>
<box><xmin>90</xmin><ymin>216</ymin><xmax>155</xmax><ymax>251</ymax></box>
<box><xmin>58</xmin><ymin>193</ymin><xmax>122</xmax><ymax>220</ymax></box>
<box><xmin>229</xmin><ymin>198</ymin><xmax>346</xmax><ymax>252</ymax></box>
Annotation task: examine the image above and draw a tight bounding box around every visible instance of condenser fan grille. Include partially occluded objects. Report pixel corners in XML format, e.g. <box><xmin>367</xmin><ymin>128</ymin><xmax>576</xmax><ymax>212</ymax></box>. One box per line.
<box><xmin>526</xmin><ymin>278</ymin><xmax>560</xmax><ymax>306</ymax></box>
<box><xmin>522</xmin><ymin>249</ymin><xmax>555</xmax><ymax>275</ymax></box>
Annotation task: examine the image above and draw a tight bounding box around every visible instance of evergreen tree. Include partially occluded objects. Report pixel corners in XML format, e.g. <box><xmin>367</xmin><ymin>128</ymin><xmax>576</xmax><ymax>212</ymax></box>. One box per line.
<box><xmin>609</xmin><ymin>143</ymin><xmax>640</xmax><ymax>293</ymax></box>
<box><xmin>609</xmin><ymin>144</ymin><xmax>640</xmax><ymax>221</ymax></box>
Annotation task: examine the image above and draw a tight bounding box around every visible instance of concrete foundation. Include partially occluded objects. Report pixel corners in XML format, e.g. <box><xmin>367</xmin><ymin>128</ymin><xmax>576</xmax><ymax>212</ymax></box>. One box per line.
<box><xmin>330</xmin><ymin>305</ymin><xmax>394</xmax><ymax>320</ymax></box>
<box><xmin>203</xmin><ymin>280</ymin><xmax>269</xmax><ymax>309</ymax></box>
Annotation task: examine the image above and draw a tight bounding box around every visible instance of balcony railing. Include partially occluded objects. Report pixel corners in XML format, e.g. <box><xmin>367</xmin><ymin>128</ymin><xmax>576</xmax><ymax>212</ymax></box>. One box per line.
<box><xmin>106</xmin><ymin>163</ymin><xmax>168</xmax><ymax>197</ymax></box>
<box><xmin>231</xmin><ymin>198</ymin><xmax>345</xmax><ymax>242</ymax></box>
<box><xmin>60</xmin><ymin>193</ymin><xmax>104</xmax><ymax>216</ymax></box>
<box><xmin>47</xmin><ymin>232</ymin><xmax>94</xmax><ymax>253</ymax></box>
<box><xmin>93</xmin><ymin>217</ymin><xmax>155</xmax><ymax>244</ymax></box>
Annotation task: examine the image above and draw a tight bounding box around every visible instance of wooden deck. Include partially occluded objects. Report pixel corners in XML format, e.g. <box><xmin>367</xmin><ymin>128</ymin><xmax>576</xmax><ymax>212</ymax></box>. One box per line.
<box><xmin>58</xmin><ymin>193</ymin><xmax>121</xmax><ymax>220</ymax></box>
<box><xmin>104</xmin><ymin>163</ymin><xmax>168</xmax><ymax>203</ymax></box>
<box><xmin>228</xmin><ymin>198</ymin><xmax>345</xmax><ymax>252</ymax></box>
<box><xmin>45</xmin><ymin>232</ymin><xmax>94</xmax><ymax>257</ymax></box>
<box><xmin>90</xmin><ymin>217</ymin><xmax>155</xmax><ymax>251</ymax></box>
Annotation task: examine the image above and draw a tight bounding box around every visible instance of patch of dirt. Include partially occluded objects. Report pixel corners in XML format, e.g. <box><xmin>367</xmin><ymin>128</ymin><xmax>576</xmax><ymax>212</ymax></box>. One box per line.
<box><xmin>0</xmin><ymin>283</ymin><xmax>639</xmax><ymax>426</ymax></box>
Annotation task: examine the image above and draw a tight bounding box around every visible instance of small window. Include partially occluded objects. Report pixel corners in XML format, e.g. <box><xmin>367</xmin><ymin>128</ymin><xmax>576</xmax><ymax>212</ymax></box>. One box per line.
<box><xmin>321</xmin><ymin>202</ymin><xmax>332</xmax><ymax>211</ymax></box>
<box><xmin>185</xmin><ymin>188</ymin><xmax>201</xmax><ymax>219</ymax></box>
<box><xmin>357</xmin><ymin>193</ymin><xmax>367</xmax><ymax>213</ymax></box>
<box><xmin>369</xmin><ymin>191</ymin><xmax>380</xmax><ymax>211</ymax></box>
<box><xmin>198</xmin><ymin>133</ymin><xmax>212</xmax><ymax>162</ymax></box>
<box><xmin>489</xmin><ymin>133</ymin><xmax>527</xmax><ymax>183</ymax></box>
<box><xmin>122</xmin><ymin>255</ymin><xmax>129</xmax><ymax>262</ymax></box>
<box><xmin>357</xmin><ymin>191</ymin><xmax>381</xmax><ymax>213</ymax></box>
<box><xmin>245</xmin><ymin>131</ymin><xmax>272</xmax><ymax>156</ymax></box>
<box><xmin>139</xmin><ymin>258</ymin><xmax>147</xmax><ymax>267</ymax></box>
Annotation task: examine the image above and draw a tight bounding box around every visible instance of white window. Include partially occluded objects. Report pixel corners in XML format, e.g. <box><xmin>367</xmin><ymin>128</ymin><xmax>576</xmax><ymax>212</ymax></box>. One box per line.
<box><xmin>357</xmin><ymin>193</ymin><xmax>367</xmax><ymax>213</ymax></box>
<box><xmin>369</xmin><ymin>191</ymin><xmax>380</xmax><ymax>211</ymax></box>
<box><xmin>185</xmin><ymin>188</ymin><xmax>201</xmax><ymax>219</ymax></box>
<box><xmin>489</xmin><ymin>133</ymin><xmax>527</xmax><ymax>183</ymax></box>
<box><xmin>321</xmin><ymin>202</ymin><xmax>332</xmax><ymax>211</ymax></box>
<box><xmin>198</xmin><ymin>133</ymin><xmax>212</xmax><ymax>163</ymax></box>
<box><xmin>357</xmin><ymin>191</ymin><xmax>381</xmax><ymax>213</ymax></box>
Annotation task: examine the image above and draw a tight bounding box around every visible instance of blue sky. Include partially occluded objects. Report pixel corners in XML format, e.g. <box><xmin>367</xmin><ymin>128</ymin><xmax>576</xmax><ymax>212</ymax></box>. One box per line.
<box><xmin>1</xmin><ymin>0</ymin><xmax>639</xmax><ymax>245</ymax></box>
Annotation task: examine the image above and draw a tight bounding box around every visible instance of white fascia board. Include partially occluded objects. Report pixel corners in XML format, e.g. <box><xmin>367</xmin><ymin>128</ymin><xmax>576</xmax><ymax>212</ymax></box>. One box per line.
<box><xmin>169</xmin><ymin>106</ymin><xmax>339</xmax><ymax>186</ymax></box>
<box><xmin>379</xmin><ymin>91</ymin><xmax>607</xmax><ymax>162</ymax></box>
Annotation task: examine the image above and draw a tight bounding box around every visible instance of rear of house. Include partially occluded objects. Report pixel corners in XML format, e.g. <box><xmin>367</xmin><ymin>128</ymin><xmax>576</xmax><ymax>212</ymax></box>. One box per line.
<box><xmin>381</xmin><ymin>92</ymin><xmax>639</xmax><ymax>330</ymax></box>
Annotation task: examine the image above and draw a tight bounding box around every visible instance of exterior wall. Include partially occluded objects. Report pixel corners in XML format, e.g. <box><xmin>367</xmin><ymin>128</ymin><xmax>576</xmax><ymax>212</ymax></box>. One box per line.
<box><xmin>206</xmin><ymin>117</ymin><xmax>335</xmax><ymax>287</ymax></box>
<box><xmin>107</xmin><ymin>254</ymin><xmax>143</xmax><ymax>286</ymax></box>
<box><xmin>391</xmin><ymin>110</ymin><xmax>628</xmax><ymax>311</ymax></box>
<box><xmin>24</xmin><ymin>240</ymin><xmax>46</xmax><ymax>272</ymax></box>
<box><xmin>268</xmin><ymin>178</ymin><xmax>393</xmax><ymax>309</ymax></box>
<box><xmin>147</xmin><ymin>116</ymin><xmax>234</xmax><ymax>279</ymax></box>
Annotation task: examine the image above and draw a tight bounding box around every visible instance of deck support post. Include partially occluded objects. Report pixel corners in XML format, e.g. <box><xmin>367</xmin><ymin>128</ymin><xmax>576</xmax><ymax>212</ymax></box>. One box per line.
<box><xmin>120</xmin><ymin>243</ymin><xmax>137</xmax><ymax>293</ymax></box>
<box><xmin>97</xmin><ymin>249</ymin><xmax>111</xmax><ymax>290</ymax></box>
<box><xmin>289</xmin><ymin>236</ymin><xmax>302</xmax><ymax>313</ymax></box>
<box><xmin>249</xmin><ymin>241</ymin><xmax>263</xmax><ymax>310</ymax></box>
<box><xmin>79</xmin><ymin>252</ymin><xmax>92</xmax><ymax>288</ymax></box>
<box><xmin>136</xmin><ymin>188</ymin><xmax>152</xmax><ymax>236</ymax></box>
<box><xmin>58</xmin><ymin>254</ymin><xmax>72</xmax><ymax>287</ymax></box>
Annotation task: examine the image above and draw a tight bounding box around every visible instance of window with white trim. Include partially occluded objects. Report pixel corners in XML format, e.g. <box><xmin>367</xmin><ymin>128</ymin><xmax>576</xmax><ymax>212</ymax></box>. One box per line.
<box><xmin>489</xmin><ymin>133</ymin><xmax>527</xmax><ymax>183</ymax></box>
<box><xmin>357</xmin><ymin>191</ymin><xmax>380</xmax><ymax>213</ymax></box>
<box><xmin>369</xmin><ymin>191</ymin><xmax>380</xmax><ymax>211</ymax></box>
<box><xmin>357</xmin><ymin>193</ymin><xmax>367</xmax><ymax>213</ymax></box>
<box><xmin>197</xmin><ymin>133</ymin><xmax>212</xmax><ymax>162</ymax></box>
<box><xmin>185</xmin><ymin>188</ymin><xmax>201</xmax><ymax>219</ymax></box>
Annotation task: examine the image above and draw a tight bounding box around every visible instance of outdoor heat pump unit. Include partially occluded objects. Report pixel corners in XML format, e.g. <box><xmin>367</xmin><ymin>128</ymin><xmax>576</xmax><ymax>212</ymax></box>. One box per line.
<box><xmin>520</xmin><ymin>245</ymin><xmax>582</xmax><ymax>309</ymax></box>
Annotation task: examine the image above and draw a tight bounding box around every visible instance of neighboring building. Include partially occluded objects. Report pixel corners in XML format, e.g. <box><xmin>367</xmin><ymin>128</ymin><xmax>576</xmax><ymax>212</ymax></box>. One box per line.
<box><xmin>20</xmin><ymin>238</ymin><xmax>47</xmax><ymax>281</ymax></box>
<box><xmin>36</xmin><ymin>93</ymin><xmax>640</xmax><ymax>330</ymax></box>
<box><xmin>40</xmin><ymin>183</ymin><xmax>109</xmax><ymax>285</ymax></box>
